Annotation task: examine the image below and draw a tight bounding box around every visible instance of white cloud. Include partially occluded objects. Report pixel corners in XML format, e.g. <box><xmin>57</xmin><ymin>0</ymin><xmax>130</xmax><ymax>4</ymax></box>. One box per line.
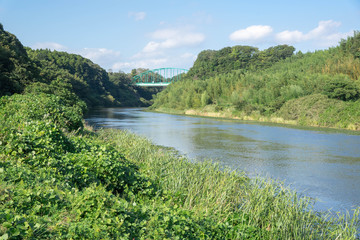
<box><xmin>73</xmin><ymin>48</ymin><xmax>121</xmax><ymax>70</ymax></box>
<box><xmin>128</xmin><ymin>11</ymin><xmax>146</xmax><ymax>21</ymax></box>
<box><xmin>229</xmin><ymin>20</ymin><xmax>352</xmax><ymax>50</ymax></box>
<box><xmin>275</xmin><ymin>30</ymin><xmax>305</xmax><ymax>43</ymax></box>
<box><xmin>112</xmin><ymin>50</ymin><xmax>198</xmax><ymax>72</ymax></box>
<box><xmin>307</xmin><ymin>20</ymin><xmax>341</xmax><ymax>38</ymax></box>
<box><xmin>112</xmin><ymin>58</ymin><xmax>168</xmax><ymax>71</ymax></box>
<box><xmin>180</xmin><ymin>52</ymin><xmax>195</xmax><ymax>59</ymax></box>
<box><xmin>143</xmin><ymin>41</ymin><xmax>162</xmax><ymax>53</ymax></box>
<box><xmin>150</xmin><ymin>29</ymin><xmax>178</xmax><ymax>39</ymax></box>
<box><xmin>119</xmin><ymin>27</ymin><xmax>204</xmax><ymax>72</ymax></box>
<box><xmin>32</xmin><ymin>42</ymin><xmax>67</xmax><ymax>51</ymax></box>
<box><xmin>78</xmin><ymin>48</ymin><xmax>120</xmax><ymax>62</ymax></box>
<box><xmin>275</xmin><ymin>20</ymin><xmax>351</xmax><ymax>47</ymax></box>
<box><xmin>229</xmin><ymin>25</ymin><xmax>273</xmax><ymax>42</ymax></box>
<box><xmin>142</xmin><ymin>28</ymin><xmax>205</xmax><ymax>53</ymax></box>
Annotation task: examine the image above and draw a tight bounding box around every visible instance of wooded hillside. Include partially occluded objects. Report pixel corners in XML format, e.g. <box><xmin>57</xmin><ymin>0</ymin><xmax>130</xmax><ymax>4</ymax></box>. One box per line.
<box><xmin>152</xmin><ymin>32</ymin><xmax>360</xmax><ymax>130</ymax></box>
<box><xmin>0</xmin><ymin>23</ymin><xmax>156</xmax><ymax>108</ymax></box>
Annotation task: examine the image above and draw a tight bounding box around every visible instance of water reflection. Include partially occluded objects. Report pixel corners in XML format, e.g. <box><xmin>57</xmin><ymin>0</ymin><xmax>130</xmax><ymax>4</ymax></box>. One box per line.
<box><xmin>85</xmin><ymin>108</ymin><xmax>360</xmax><ymax>212</ymax></box>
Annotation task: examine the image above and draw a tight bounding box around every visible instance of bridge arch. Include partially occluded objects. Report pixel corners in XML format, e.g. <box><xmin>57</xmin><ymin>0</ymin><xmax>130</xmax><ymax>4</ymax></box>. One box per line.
<box><xmin>132</xmin><ymin>68</ymin><xmax>188</xmax><ymax>86</ymax></box>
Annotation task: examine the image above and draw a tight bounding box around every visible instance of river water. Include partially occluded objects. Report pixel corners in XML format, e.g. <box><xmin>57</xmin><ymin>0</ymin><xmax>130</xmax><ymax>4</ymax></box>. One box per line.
<box><xmin>85</xmin><ymin>107</ymin><xmax>360</xmax><ymax>213</ymax></box>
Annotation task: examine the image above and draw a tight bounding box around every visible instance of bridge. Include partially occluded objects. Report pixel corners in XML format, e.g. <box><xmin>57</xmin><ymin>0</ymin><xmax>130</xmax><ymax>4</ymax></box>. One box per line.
<box><xmin>132</xmin><ymin>68</ymin><xmax>188</xmax><ymax>86</ymax></box>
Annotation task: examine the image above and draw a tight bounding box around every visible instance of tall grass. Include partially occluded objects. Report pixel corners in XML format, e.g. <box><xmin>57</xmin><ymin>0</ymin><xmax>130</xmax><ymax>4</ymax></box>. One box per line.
<box><xmin>97</xmin><ymin>128</ymin><xmax>360</xmax><ymax>239</ymax></box>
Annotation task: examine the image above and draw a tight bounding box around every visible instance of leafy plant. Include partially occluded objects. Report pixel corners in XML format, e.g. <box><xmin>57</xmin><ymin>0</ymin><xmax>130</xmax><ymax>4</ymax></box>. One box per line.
<box><xmin>322</xmin><ymin>75</ymin><xmax>360</xmax><ymax>101</ymax></box>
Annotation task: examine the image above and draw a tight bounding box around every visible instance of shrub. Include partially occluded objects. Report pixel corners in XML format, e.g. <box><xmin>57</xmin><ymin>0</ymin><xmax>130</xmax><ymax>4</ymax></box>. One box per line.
<box><xmin>322</xmin><ymin>75</ymin><xmax>360</xmax><ymax>101</ymax></box>
<box><xmin>0</xmin><ymin>93</ymin><xmax>84</xmax><ymax>132</ymax></box>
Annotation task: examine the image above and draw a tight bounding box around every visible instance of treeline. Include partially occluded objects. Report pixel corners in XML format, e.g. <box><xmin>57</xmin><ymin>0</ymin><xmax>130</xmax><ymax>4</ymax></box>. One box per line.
<box><xmin>0</xmin><ymin>23</ymin><xmax>158</xmax><ymax>109</ymax></box>
<box><xmin>152</xmin><ymin>32</ymin><xmax>360</xmax><ymax>130</ymax></box>
<box><xmin>187</xmin><ymin>45</ymin><xmax>295</xmax><ymax>79</ymax></box>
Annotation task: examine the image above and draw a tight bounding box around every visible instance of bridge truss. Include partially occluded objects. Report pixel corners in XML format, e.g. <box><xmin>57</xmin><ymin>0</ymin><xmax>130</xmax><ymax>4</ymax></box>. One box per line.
<box><xmin>132</xmin><ymin>68</ymin><xmax>188</xmax><ymax>86</ymax></box>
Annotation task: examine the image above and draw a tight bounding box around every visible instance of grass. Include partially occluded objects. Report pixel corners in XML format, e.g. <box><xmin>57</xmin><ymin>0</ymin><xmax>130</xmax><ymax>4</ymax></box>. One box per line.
<box><xmin>97</xmin><ymin>128</ymin><xmax>360</xmax><ymax>239</ymax></box>
<box><xmin>1</xmin><ymin>91</ymin><xmax>359</xmax><ymax>238</ymax></box>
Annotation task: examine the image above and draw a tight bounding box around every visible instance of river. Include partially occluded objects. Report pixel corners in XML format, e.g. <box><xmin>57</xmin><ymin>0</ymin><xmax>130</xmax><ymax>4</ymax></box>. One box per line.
<box><xmin>85</xmin><ymin>107</ymin><xmax>360</xmax><ymax>213</ymax></box>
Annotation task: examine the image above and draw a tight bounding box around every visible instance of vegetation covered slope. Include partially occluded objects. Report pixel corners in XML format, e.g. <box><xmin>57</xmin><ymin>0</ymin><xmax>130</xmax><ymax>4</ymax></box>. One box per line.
<box><xmin>1</xmin><ymin>92</ymin><xmax>359</xmax><ymax>239</ymax></box>
<box><xmin>0</xmin><ymin>24</ymin><xmax>38</xmax><ymax>96</ymax></box>
<box><xmin>1</xmin><ymin>23</ymin><xmax>359</xmax><ymax>239</ymax></box>
<box><xmin>0</xmin><ymin>23</ymin><xmax>155</xmax><ymax>108</ymax></box>
<box><xmin>187</xmin><ymin>45</ymin><xmax>295</xmax><ymax>80</ymax></box>
<box><xmin>152</xmin><ymin>32</ymin><xmax>360</xmax><ymax>130</ymax></box>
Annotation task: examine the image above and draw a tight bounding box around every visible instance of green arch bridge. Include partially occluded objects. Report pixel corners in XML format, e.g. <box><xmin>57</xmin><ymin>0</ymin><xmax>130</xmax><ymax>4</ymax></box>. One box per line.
<box><xmin>132</xmin><ymin>68</ymin><xmax>188</xmax><ymax>86</ymax></box>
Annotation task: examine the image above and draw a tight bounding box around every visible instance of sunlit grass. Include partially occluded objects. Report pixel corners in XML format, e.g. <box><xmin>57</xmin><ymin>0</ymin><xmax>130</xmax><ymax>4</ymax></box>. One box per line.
<box><xmin>98</xmin><ymin>128</ymin><xmax>360</xmax><ymax>239</ymax></box>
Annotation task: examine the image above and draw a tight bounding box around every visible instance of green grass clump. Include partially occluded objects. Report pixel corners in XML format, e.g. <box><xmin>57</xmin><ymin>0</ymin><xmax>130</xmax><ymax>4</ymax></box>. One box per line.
<box><xmin>98</xmin><ymin>128</ymin><xmax>360</xmax><ymax>239</ymax></box>
<box><xmin>1</xmin><ymin>92</ymin><xmax>359</xmax><ymax>239</ymax></box>
<box><xmin>0</xmin><ymin>93</ymin><xmax>85</xmax><ymax>132</ymax></box>
<box><xmin>276</xmin><ymin>94</ymin><xmax>360</xmax><ymax>129</ymax></box>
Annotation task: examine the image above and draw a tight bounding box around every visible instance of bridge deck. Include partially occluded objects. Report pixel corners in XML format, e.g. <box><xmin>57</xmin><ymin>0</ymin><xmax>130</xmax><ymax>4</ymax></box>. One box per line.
<box><xmin>135</xmin><ymin>82</ymin><xmax>170</xmax><ymax>87</ymax></box>
<box><xmin>132</xmin><ymin>68</ymin><xmax>188</xmax><ymax>87</ymax></box>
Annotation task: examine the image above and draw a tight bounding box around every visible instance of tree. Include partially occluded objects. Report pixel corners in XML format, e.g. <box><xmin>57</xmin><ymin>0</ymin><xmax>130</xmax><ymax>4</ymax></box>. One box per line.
<box><xmin>201</xmin><ymin>90</ymin><xmax>211</xmax><ymax>107</ymax></box>
<box><xmin>0</xmin><ymin>24</ymin><xmax>38</xmax><ymax>96</ymax></box>
<box><xmin>323</xmin><ymin>75</ymin><xmax>360</xmax><ymax>101</ymax></box>
<box><xmin>340</xmin><ymin>31</ymin><xmax>360</xmax><ymax>58</ymax></box>
<box><xmin>131</xmin><ymin>68</ymin><xmax>137</xmax><ymax>77</ymax></box>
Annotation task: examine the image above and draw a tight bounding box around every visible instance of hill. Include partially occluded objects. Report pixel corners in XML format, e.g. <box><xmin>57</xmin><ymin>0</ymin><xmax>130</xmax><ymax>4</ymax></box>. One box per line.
<box><xmin>151</xmin><ymin>32</ymin><xmax>360</xmax><ymax>130</ymax></box>
<box><xmin>0</xmin><ymin>23</ymin><xmax>38</xmax><ymax>96</ymax></box>
<box><xmin>0</xmin><ymin>23</ymin><xmax>156</xmax><ymax>108</ymax></box>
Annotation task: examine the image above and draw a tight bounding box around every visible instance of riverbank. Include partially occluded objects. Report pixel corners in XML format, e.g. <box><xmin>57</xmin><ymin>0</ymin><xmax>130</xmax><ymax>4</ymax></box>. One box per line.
<box><xmin>97</xmin><ymin>128</ymin><xmax>360</xmax><ymax>239</ymax></box>
<box><xmin>152</xmin><ymin>104</ymin><xmax>360</xmax><ymax>132</ymax></box>
<box><xmin>1</xmin><ymin>93</ymin><xmax>360</xmax><ymax>239</ymax></box>
<box><xmin>150</xmin><ymin>33</ymin><xmax>360</xmax><ymax>133</ymax></box>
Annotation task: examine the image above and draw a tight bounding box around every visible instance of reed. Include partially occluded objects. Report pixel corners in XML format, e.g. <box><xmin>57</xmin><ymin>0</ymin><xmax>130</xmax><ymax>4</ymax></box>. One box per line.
<box><xmin>98</xmin><ymin>128</ymin><xmax>360</xmax><ymax>239</ymax></box>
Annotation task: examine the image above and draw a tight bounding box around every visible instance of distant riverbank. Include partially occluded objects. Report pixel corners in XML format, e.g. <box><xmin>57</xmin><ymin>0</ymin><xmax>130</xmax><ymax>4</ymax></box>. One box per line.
<box><xmin>152</xmin><ymin>105</ymin><xmax>360</xmax><ymax>131</ymax></box>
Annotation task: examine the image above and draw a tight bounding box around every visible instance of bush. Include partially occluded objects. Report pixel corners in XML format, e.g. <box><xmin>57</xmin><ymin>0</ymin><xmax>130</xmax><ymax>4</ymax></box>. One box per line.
<box><xmin>0</xmin><ymin>93</ymin><xmax>84</xmax><ymax>132</ymax></box>
<box><xmin>200</xmin><ymin>90</ymin><xmax>211</xmax><ymax>107</ymax></box>
<box><xmin>340</xmin><ymin>31</ymin><xmax>360</xmax><ymax>58</ymax></box>
<box><xmin>276</xmin><ymin>94</ymin><xmax>360</xmax><ymax>129</ymax></box>
<box><xmin>322</xmin><ymin>75</ymin><xmax>360</xmax><ymax>101</ymax></box>
<box><xmin>276</xmin><ymin>94</ymin><xmax>340</xmax><ymax>121</ymax></box>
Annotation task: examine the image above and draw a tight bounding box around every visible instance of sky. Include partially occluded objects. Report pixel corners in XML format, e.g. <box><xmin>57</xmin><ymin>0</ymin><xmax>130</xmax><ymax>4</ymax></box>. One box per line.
<box><xmin>1</xmin><ymin>0</ymin><xmax>359</xmax><ymax>73</ymax></box>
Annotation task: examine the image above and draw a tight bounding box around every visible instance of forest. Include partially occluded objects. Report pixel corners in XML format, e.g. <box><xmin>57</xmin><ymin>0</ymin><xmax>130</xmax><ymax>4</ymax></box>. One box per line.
<box><xmin>151</xmin><ymin>32</ymin><xmax>360</xmax><ymax>130</ymax></box>
<box><xmin>0</xmin><ymin>23</ymin><xmax>159</xmax><ymax>109</ymax></box>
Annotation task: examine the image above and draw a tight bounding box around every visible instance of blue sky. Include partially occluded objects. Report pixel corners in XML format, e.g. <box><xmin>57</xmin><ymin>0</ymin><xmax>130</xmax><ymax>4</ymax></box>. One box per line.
<box><xmin>1</xmin><ymin>0</ymin><xmax>359</xmax><ymax>72</ymax></box>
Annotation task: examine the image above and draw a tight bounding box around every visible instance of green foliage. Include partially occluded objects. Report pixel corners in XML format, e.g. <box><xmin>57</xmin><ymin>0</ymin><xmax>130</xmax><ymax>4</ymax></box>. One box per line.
<box><xmin>280</xmin><ymin>84</ymin><xmax>304</xmax><ymax>101</ymax></box>
<box><xmin>0</xmin><ymin>23</ymin><xmax>157</xmax><ymax>108</ymax></box>
<box><xmin>340</xmin><ymin>30</ymin><xmax>360</xmax><ymax>58</ymax></box>
<box><xmin>153</xmin><ymin>32</ymin><xmax>360</xmax><ymax>130</ymax></box>
<box><xmin>0</xmin><ymin>91</ymin><xmax>261</xmax><ymax>239</ymax></box>
<box><xmin>26</xmin><ymin>49</ymin><xmax>162</xmax><ymax>107</ymax></box>
<box><xmin>322</xmin><ymin>75</ymin><xmax>360</xmax><ymax>101</ymax></box>
<box><xmin>1</xmin><ymin>90</ymin><xmax>359</xmax><ymax>239</ymax></box>
<box><xmin>107</xmin><ymin>71</ymin><xmax>161</xmax><ymax>106</ymax></box>
<box><xmin>24</xmin><ymin>78</ymin><xmax>87</xmax><ymax>110</ymax></box>
<box><xmin>1</xmin><ymin>22</ymin><xmax>359</xmax><ymax>239</ymax></box>
<box><xmin>187</xmin><ymin>44</ymin><xmax>295</xmax><ymax>79</ymax></box>
<box><xmin>200</xmin><ymin>90</ymin><xmax>211</xmax><ymax>107</ymax></box>
<box><xmin>0</xmin><ymin>92</ymin><xmax>159</xmax><ymax>239</ymax></box>
<box><xmin>97</xmin><ymin>129</ymin><xmax>360</xmax><ymax>239</ymax></box>
<box><xmin>26</xmin><ymin>48</ymin><xmax>115</xmax><ymax>107</ymax></box>
<box><xmin>0</xmin><ymin>24</ymin><xmax>38</xmax><ymax>96</ymax></box>
<box><xmin>276</xmin><ymin>94</ymin><xmax>360</xmax><ymax>129</ymax></box>
<box><xmin>253</xmin><ymin>45</ymin><xmax>295</xmax><ymax>69</ymax></box>
<box><xmin>0</xmin><ymin>93</ymin><xmax>84</xmax><ymax>132</ymax></box>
